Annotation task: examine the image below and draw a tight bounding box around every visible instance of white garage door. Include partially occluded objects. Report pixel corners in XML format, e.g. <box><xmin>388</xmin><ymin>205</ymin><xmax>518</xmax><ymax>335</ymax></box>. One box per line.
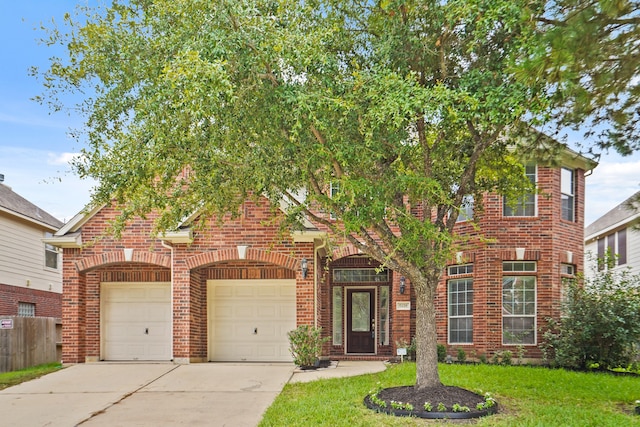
<box><xmin>101</xmin><ymin>282</ymin><xmax>172</xmax><ymax>361</ymax></box>
<box><xmin>208</xmin><ymin>279</ymin><xmax>296</xmax><ymax>362</ymax></box>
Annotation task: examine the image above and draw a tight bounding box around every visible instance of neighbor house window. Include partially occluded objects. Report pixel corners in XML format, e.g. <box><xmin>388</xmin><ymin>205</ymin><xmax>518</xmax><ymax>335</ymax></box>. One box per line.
<box><xmin>503</xmin><ymin>164</ymin><xmax>537</xmax><ymax>217</ymax></box>
<box><xmin>502</xmin><ymin>262</ymin><xmax>536</xmax><ymax>345</ymax></box>
<box><xmin>596</xmin><ymin>229</ymin><xmax>627</xmax><ymax>270</ymax></box>
<box><xmin>18</xmin><ymin>302</ymin><xmax>35</xmax><ymax>317</ymax></box>
<box><xmin>44</xmin><ymin>232</ymin><xmax>59</xmax><ymax>269</ymax></box>
<box><xmin>561</xmin><ymin>167</ymin><xmax>575</xmax><ymax>221</ymax></box>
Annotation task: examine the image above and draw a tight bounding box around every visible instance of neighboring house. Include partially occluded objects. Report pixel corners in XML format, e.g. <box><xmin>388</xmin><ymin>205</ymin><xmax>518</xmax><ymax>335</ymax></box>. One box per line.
<box><xmin>584</xmin><ymin>191</ymin><xmax>640</xmax><ymax>277</ymax></box>
<box><xmin>0</xmin><ymin>177</ymin><xmax>63</xmax><ymax>318</ymax></box>
<box><xmin>47</xmin><ymin>147</ymin><xmax>595</xmax><ymax>364</ymax></box>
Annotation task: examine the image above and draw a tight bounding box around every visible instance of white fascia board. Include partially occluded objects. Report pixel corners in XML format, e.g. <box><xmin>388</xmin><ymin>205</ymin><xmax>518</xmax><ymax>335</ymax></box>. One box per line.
<box><xmin>291</xmin><ymin>230</ymin><xmax>328</xmax><ymax>243</ymax></box>
<box><xmin>55</xmin><ymin>204</ymin><xmax>105</xmax><ymax>236</ymax></box>
<box><xmin>43</xmin><ymin>232</ymin><xmax>82</xmax><ymax>248</ymax></box>
<box><xmin>160</xmin><ymin>229</ymin><xmax>193</xmax><ymax>244</ymax></box>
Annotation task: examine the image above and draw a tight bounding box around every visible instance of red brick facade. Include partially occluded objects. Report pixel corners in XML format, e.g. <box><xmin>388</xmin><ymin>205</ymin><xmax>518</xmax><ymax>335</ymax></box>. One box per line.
<box><xmin>55</xmin><ymin>162</ymin><xmax>589</xmax><ymax>364</ymax></box>
<box><xmin>0</xmin><ymin>283</ymin><xmax>61</xmax><ymax>318</ymax></box>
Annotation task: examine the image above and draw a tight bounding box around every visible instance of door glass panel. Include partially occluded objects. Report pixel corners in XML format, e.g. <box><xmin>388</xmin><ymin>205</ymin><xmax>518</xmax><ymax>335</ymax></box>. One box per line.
<box><xmin>351</xmin><ymin>292</ymin><xmax>370</xmax><ymax>332</ymax></box>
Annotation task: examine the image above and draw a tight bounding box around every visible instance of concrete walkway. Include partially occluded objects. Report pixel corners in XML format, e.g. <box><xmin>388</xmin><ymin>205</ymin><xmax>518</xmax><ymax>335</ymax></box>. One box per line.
<box><xmin>0</xmin><ymin>361</ymin><xmax>387</xmax><ymax>426</ymax></box>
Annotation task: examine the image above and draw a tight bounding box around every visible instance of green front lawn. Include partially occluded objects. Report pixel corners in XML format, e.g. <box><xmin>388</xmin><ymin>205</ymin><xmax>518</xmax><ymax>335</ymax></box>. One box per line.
<box><xmin>0</xmin><ymin>363</ymin><xmax>63</xmax><ymax>391</ymax></box>
<box><xmin>260</xmin><ymin>362</ymin><xmax>640</xmax><ymax>426</ymax></box>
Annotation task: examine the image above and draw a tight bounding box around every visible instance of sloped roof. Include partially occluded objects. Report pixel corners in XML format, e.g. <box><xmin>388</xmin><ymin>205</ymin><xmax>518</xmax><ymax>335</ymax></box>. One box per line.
<box><xmin>0</xmin><ymin>183</ymin><xmax>63</xmax><ymax>230</ymax></box>
<box><xmin>585</xmin><ymin>191</ymin><xmax>640</xmax><ymax>240</ymax></box>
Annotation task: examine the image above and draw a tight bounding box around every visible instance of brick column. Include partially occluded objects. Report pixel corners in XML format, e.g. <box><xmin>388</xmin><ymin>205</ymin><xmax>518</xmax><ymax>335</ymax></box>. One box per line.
<box><xmin>62</xmin><ymin>251</ymin><xmax>86</xmax><ymax>363</ymax></box>
<box><xmin>172</xmin><ymin>256</ymin><xmax>191</xmax><ymax>363</ymax></box>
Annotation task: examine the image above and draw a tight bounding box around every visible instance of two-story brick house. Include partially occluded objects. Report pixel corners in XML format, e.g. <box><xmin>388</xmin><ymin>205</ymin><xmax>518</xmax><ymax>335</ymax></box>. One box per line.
<box><xmin>0</xmin><ymin>178</ymin><xmax>63</xmax><ymax>318</ymax></box>
<box><xmin>47</xmin><ymin>147</ymin><xmax>595</xmax><ymax>364</ymax></box>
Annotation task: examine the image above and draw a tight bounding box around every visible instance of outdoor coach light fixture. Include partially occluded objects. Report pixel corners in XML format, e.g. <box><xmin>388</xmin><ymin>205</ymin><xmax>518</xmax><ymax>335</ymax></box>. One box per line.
<box><xmin>301</xmin><ymin>258</ymin><xmax>308</xmax><ymax>279</ymax></box>
<box><xmin>399</xmin><ymin>276</ymin><xmax>406</xmax><ymax>294</ymax></box>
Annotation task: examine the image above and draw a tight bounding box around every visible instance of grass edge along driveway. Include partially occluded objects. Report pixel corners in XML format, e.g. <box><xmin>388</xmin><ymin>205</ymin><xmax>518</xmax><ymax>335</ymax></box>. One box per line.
<box><xmin>260</xmin><ymin>362</ymin><xmax>640</xmax><ymax>426</ymax></box>
<box><xmin>0</xmin><ymin>363</ymin><xmax>63</xmax><ymax>391</ymax></box>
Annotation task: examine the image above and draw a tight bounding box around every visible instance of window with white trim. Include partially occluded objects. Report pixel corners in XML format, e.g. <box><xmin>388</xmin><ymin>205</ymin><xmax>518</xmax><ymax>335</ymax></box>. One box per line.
<box><xmin>448</xmin><ymin>278</ymin><xmax>473</xmax><ymax>344</ymax></box>
<box><xmin>596</xmin><ymin>229</ymin><xmax>627</xmax><ymax>270</ymax></box>
<box><xmin>503</xmin><ymin>164</ymin><xmax>537</xmax><ymax>217</ymax></box>
<box><xmin>330</xmin><ymin>182</ymin><xmax>340</xmax><ymax>220</ymax></box>
<box><xmin>561</xmin><ymin>167</ymin><xmax>575</xmax><ymax>221</ymax></box>
<box><xmin>448</xmin><ymin>264</ymin><xmax>473</xmax><ymax>276</ymax></box>
<box><xmin>18</xmin><ymin>302</ymin><xmax>35</xmax><ymax>317</ymax></box>
<box><xmin>44</xmin><ymin>232</ymin><xmax>59</xmax><ymax>270</ymax></box>
<box><xmin>502</xmin><ymin>261</ymin><xmax>536</xmax><ymax>345</ymax></box>
<box><xmin>456</xmin><ymin>195</ymin><xmax>474</xmax><ymax>222</ymax></box>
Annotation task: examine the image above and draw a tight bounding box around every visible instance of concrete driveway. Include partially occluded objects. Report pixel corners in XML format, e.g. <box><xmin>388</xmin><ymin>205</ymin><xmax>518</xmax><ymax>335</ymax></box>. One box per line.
<box><xmin>0</xmin><ymin>362</ymin><xmax>294</xmax><ymax>427</ymax></box>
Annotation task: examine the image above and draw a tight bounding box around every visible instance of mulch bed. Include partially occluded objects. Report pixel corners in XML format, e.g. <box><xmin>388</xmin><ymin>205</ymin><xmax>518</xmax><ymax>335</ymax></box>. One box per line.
<box><xmin>365</xmin><ymin>384</ymin><xmax>498</xmax><ymax>419</ymax></box>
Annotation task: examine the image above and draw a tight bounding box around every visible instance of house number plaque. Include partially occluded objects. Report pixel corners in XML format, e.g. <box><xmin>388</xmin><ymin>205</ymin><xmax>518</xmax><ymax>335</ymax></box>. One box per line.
<box><xmin>395</xmin><ymin>301</ymin><xmax>411</xmax><ymax>311</ymax></box>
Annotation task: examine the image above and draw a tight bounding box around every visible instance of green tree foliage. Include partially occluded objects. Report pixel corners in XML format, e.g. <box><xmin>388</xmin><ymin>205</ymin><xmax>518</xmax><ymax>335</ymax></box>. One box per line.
<box><xmin>542</xmin><ymin>258</ymin><xmax>640</xmax><ymax>370</ymax></box>
<box><xmin>526</xmin><ymin>0</ymin><xmax>640</xmax><ymax>156</ymax></box>
<box><xmin>36</xmin><ymin>0</ymin><xmax>639</xmax><ymax>388</ymax></box>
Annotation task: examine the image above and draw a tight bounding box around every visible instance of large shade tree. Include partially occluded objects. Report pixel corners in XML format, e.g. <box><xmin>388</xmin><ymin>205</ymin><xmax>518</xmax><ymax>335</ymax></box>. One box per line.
<box><xmin>38</xmin><ymin>0</ymin><xmax>639</xmax><ymax>390</ymax></box>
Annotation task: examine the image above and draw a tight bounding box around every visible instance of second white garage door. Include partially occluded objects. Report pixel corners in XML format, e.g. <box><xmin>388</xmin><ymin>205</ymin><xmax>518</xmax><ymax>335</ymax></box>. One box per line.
<box><xmin>101</xmin><ymin>282</ymin><xmax>172</xmax><ymax>361</ymax></box>
<box><xmin>208</xmin><ymin>279</ymin><xmax>296</xmax><ymax>362</ymax></box>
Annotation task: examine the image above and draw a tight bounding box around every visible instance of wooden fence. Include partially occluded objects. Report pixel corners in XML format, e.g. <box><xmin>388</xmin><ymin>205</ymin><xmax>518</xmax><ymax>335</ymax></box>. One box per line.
<box><xmin>0</xmin><ymin>317</ymin><xmax>61</xmax><ymax>373</ymax></box>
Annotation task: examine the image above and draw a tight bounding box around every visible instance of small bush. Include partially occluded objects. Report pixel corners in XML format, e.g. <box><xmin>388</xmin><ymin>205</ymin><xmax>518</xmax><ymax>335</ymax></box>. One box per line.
<box><xmin>437</xmin><ymin>344</ymin><xmax>447</xmax><ymax>362</ymax></box>
<box><xmin>288</xmin><ymin>325</ymin><xmax>330</xmax><ymax>367</ymax></box>
<box><xmin>457</xmin><ymin>348</ymin><xmax>467</xmax><ymax>362</ymax></box>
<box><xmin>501</xmin><ymin>350</ymin><xmax>513</xmax><ymax>366</ymax></box>
<box><xmin>541</xmin><ymin>256</ymin><xmax>640</xmax><ymax>370</ymax></box>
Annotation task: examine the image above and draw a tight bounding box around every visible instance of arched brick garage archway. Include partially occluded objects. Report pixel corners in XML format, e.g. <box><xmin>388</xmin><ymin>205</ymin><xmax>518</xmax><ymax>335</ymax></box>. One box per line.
<box><xmin>184</xmin><ymin>249</ymin><xmax>300</xmax><ymax>362</ymax></box>
<box><xmin>71</xmin><ymin>252</ymin><xmax>173</xmax><ymax>362</ymax></box>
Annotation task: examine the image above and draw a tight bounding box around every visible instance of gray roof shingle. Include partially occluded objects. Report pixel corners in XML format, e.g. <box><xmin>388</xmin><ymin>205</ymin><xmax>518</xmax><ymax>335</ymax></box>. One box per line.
<box><xmin>585</xmin><ymin>190</ymin><xmax>640</xmax><ymax>237</ymax></box>
<box><xmin>0</xmin><ymin>183</ymin><xmax>63</xmax><ymax>229</ymax></box>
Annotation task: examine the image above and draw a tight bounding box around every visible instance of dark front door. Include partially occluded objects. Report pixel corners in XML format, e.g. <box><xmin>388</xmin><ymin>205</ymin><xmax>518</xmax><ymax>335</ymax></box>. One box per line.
<box><xmin>346</xmin><ymin>289</ymin><xmax>375</xmax><ymax>353</ymax></box>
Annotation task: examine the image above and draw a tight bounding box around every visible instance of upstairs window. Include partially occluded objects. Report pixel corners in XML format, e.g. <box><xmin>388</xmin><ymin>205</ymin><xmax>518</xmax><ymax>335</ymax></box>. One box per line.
<box><xmin>329</xmin><ymin>182</ymin><xmax>340</xmax><ymax>220</ymax></box>
<box><xmin>561</xmin><ymin>168</ymin><xmax>575</xmax><ymax>221</ymax></box>
<box><xmin>596</xmin><ymin>229</ymin><xmax>627</xmax><ymax>270</ymax></box>
<box><xmin>504</xmin><ymin>164</ymin><xmax>537</xmax><ymax>217</ymax></box>
<box><xmin>456</xmin><ymin>195</ymin><xmax>474</xmax><ymax>222</ymax></box>
<box><xmin>44</xmin><ymin>233</ymin><xmax>59</xmax><ymax>270</ymax></box>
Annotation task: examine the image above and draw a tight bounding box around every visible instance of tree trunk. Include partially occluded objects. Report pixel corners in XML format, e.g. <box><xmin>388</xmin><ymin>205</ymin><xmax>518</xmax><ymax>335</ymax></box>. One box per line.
<box><xmin>414</xmin><ymin>273</ymin><xmax>442</xmax><ymax>390</ymax></box>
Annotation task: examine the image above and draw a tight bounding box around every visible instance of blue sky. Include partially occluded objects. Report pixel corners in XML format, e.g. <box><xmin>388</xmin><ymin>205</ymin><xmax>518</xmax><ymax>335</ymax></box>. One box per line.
<box><xmin>0</xmin><ymin>1</ymin><xmax>638</xmax><ymax>225</ymax></box>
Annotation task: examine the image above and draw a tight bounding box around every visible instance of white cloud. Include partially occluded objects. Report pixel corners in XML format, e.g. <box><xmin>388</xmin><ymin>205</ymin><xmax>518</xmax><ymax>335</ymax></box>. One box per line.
<box><xmin>585</xmin><ymin>158</ymin><xmax>640</xmax><ymax>226</ymax></box>
<box><xmin>47</xmin><ymin>151</ymin><xmax>81</xmax><ymax>166</ymax></box>
<box><xmin>0</xmin><ymin>146</ymin><xmax>93</xmax><ymax>222</ymax></box>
